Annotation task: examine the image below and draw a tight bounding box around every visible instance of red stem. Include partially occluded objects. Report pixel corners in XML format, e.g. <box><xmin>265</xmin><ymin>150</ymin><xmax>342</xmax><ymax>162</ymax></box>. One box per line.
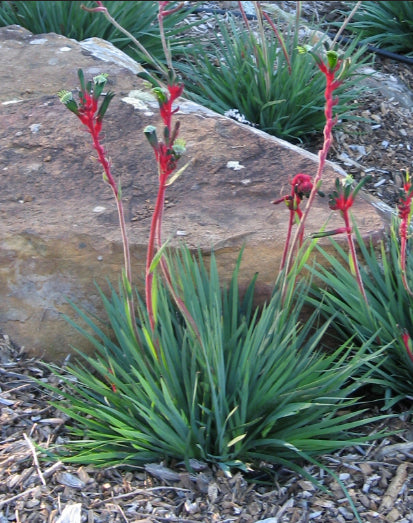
<box><xmin>399</xmin><ymin>218</ymin><xmax>413</xmax><ymax>296</ymax></box>
<box><xmin>280</xmin><ymin>210</ymin><xmax>295</xmax><ymax>272</ymax></box>
<box><xmin>262</xmin><ymin>11</ymin><xmax>291</xmax><ymax>75</ymax></box>
<box><xmin>145</xmin><ymin>172</ymin><xmax>167</xmax><ymax>332</ymax></box>
<box><xmin>342</xmin><ymin>211</ymin><xmax>368</xmax><ymax>303</ymax></box>
<box><xmin>89</xmin><ymin>126</ymin><xmax>139</xmax><ymax>341</ymax></box>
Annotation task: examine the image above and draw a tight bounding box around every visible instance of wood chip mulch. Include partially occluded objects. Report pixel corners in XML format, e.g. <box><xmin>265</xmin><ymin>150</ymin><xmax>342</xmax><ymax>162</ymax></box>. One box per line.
<box><xmin>2</xmin><ymin>4</ymin><xmax>413</xmax><ymax>522</ymax></box>
<box><xmin>1</xmin><ymin>334</ymin><xmax>412</xmax><ymax>523</ymax></box>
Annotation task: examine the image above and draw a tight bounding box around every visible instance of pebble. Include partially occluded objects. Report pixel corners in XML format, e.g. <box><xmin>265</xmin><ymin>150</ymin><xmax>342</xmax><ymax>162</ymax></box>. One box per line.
<box><xmin>338</xmin><ymin>506</ymin><xmax>354</xmax><ymax>520</ymax></box>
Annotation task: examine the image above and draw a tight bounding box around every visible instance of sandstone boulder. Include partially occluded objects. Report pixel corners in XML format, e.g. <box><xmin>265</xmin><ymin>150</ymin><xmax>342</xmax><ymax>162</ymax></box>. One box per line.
<box><xmin>0</xmin><ymin>26</ymin><xmax>386</xmax><ymax>360</ymax></box>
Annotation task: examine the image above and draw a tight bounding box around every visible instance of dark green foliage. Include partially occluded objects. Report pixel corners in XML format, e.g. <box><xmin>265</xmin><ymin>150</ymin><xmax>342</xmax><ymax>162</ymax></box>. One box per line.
<box><xmin>343</xmin><ymin>1</ymin><xmax>413</xmax><ymax>56</ymax></box>
<box><xmin>42</xmin><ymin>248</ymin><xmax>387</xmax><ymax>474</ymax></box>
<box><xmin>174</xmin><ymin>14</ymin><xmax>369</xmax><ymax>143</ymax></box>
<box><xmin>308</xmin><ymin>224</ymin><xmax>413</xmax><ymax>403</ymax></box>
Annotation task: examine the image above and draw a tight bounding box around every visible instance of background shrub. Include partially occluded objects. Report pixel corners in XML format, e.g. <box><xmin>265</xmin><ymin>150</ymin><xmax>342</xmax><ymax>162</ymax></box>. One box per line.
<box><xmin>0</xmin><ymin>1</ymin><xmax>371</xmax><ymax>143</ymax></box>
<box><xmin>342</xmin><ymin>0</ymin><xmax>413</xmax><ymax>57</ymax></box>
<box><xmin>175</xmin><ymin>13</ymin><xmax>369</xmax><ymax>143</ymax></box>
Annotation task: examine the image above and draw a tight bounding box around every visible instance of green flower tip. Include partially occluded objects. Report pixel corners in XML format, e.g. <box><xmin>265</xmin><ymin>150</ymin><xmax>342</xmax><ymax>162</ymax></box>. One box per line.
<box><xmin>152</xmin><ymin>87</ymin><xmax>167</xmax><ymax>104</ymax></box>
<box><xmin>172</xmin><ymin>138</ymin><xmax>186</xmax><ymax>157</ymax></box>
<box><xmin>326</xmin><ymin>50</ymin><xmax>339</xmax><ymax>70</ymax></box>
<box><xmin>297</xmin><ymin>44</ymin><xmax>312</xmax><ymax>55</ymax></box>
<box><xmin>337</xmin><ymin>57</ymin><xmax>351</xmax><ymax>81</ymax></box>
<box><xmin>93</xmin><ymin>73</ymin><xmax>109</xmax><ymax>86</ymax></box>
<box><xmin>57</xmin><ymin>89</ymin><xmax>78</xmax><ymax>114</ymax></box>
<box><xmin>144</xmin><ymin>125</ymin><xmax>159</xmax><ymax>148</ymax></box>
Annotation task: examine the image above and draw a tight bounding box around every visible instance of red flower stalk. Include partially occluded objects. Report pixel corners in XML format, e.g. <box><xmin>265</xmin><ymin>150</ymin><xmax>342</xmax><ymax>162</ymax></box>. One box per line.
<box><xmin>58</xmin><ymin>69</ymin><xmax>139</xmax><ymax>343</ymax></box>
<box><xmin>273</xmin><ymin>173</ymin><xmax>313</xmax><ymax>270</ymax></box>
<box><xmin>319</xmin><ymin>176</ymin><xmax>369</xmax><ymax>303</ymax></box>
<box><xmin>397</xmin><ymin>170</ymin><xmax>413</xmax><ymax>296</ymax></box>
<box><xmin>158</xmin><ymin>1</ymin><xmax>184</xmax><ymax>19</ymax></box>
<box><xmin>401</xmin><ymin>330</ymin><xmax>413</xmax><ymax>365</ymax></box>
<box><xmin>144</xmin><ymin>84</ymin><xmax>186</xmax><ymax>331</ymax></box>
<box><xmin>281</xmin><ymin>50</ymin><xmax>347</xmax><ymax>287</ymax></box>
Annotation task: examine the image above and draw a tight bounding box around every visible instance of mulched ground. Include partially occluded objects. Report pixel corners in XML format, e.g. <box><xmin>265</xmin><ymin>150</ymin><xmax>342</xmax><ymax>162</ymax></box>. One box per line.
<box><xmin>1</xmin><ymin>2</ymin><xmax>413</xmax><ymax>522</ymax></box>
<box><xmin>0</xmin><ymin>334</ymin><xmax>412</xmax><ymax>522</ymax></box>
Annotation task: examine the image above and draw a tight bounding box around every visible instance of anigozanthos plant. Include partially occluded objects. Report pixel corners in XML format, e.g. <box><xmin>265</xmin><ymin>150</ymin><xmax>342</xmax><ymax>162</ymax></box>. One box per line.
<box><xmin>58</xmin><ymin>69</ymin><xmax>139</xmax><ymax>343</ymax></box>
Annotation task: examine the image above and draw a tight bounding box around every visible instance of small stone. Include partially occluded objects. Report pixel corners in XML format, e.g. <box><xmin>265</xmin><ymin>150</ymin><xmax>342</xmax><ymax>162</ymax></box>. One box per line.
<box><xmin>29</xmin><ymin>123</ymin><xmax>41</xmax><ymax>133</ymax></box>
<box><xmin>30</xmin><ymin>38</ymin><xmax>48</xmax><ymax>45</ymax></box>
<box><xmin>386</xmin><ymin>508</ymin><xmax>401</xmax><ymax>523</ymax></box>
<box><xmin>184</xmin><ymin>499</ymin><xmax>199</xmax><ymax>514</ymax></box>
<box><xmin>226</xmin><ymin>160</ymin><xmax>245</xmax><ymax>170</ymax></box>
<box><xmin>338</xmin><ymin>506</ymin><xmax>354</xmax><ymax>520</ymax></box>
<box><xmin>338</xmin><ymin>473</ymin><xmax>351</xmax><ymax>481</ymax></box>
<box><xmin>56</xmin><ymin>472</ymin><xmax>86</xmax><ymax>489</ymax></box>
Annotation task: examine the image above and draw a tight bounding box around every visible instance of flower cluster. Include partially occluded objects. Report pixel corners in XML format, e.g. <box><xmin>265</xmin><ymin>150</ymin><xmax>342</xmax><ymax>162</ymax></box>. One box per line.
<box><xmin>144</xmin><ymin>84</ymin><xmax>185</xmax><ymax>183</ymax></box>
<box><xmin>398</xmin><ymin>170</ymin><xmax>413</xmax><ymax>232</ymax></box>
<box><xmin>328</xmin><ymin>175</ymin><xmax>367</xmax><ymax>217</ymax></box>
<box><xmin>58</xmin><ymin>70</ymin><xmax>114</xmax><ymax>140</ymax></box>
<box><xmin>273</xmin><ymin>173</ymin><xmax>314</xmax><ymax>270</ymax></box>
<box><xmin>273</xmin><ymin>173</ymin><xmax>313</xmax><ymax>216</ymax></box>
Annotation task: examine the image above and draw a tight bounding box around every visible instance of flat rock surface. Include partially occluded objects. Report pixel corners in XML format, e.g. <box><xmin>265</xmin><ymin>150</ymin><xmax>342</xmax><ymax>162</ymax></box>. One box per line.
<box><xmin>0</xmin><ymin>26</ymin><xmax>385</xmax><ymax>359</ymax></box>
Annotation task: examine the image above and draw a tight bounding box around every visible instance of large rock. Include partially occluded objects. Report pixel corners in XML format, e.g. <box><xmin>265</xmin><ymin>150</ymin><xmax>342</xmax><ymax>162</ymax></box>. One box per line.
<box><xmin>0</xmin><ymin>26</ymin><xmax>386</xmax><ymax>360</ymax></box>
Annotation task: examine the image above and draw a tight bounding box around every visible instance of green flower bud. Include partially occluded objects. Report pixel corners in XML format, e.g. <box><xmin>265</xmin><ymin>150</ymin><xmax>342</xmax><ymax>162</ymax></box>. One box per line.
<box><xmin>144</xmin><ymin>125</ymin><xmax>159</xmax><ymax>149</ymax></box>
<box><xmin>326</xmin><ymin>50</ymin><xmax>339</xmax><ymax>70</ymax></box>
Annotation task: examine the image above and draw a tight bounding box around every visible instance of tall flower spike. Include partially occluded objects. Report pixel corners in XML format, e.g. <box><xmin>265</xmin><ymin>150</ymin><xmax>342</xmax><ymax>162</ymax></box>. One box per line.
<box><xmin>280</xmin><ymin>48</ymin><xmax>346</xmax><ymax>295</ymax></box>
<box><xmin>144</xmin><ymin>83</ymin><xmax>186</xmax><ymax>332</ymax></box>
<box><xmin>397</xmin><ymin>169</ymin><xmax>413</xmax><ymax>296</ymax></box>
<box><xmin>58</xmin><ymin>70</ymin><xmax>139</xmax><ymax>345</ymax></box>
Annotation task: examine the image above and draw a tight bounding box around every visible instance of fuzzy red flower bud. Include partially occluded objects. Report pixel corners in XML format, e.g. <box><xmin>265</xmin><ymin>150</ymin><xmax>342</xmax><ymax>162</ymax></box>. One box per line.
<box><xmin>291</xmin><ymin>173</ymin><xmax>313</xmax><ymax>200</ymax></box>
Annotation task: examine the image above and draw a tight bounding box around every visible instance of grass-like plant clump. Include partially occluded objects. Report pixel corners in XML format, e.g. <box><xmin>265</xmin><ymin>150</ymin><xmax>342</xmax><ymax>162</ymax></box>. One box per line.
<box><xmin>309</xmin><ymin>222</ymin><xmax>413</xmax><ymax>404</ymax></box>
<box><xmin>176</xmin><ymin>7</ymin><xmax>369</xmax><ymax>142</ymax></box>
<box><xmin>44</xmin><ymin>249</ymin><xmax>388</xmax><ymax>475</ymax></box>
<box><xmin>0</xmin><ymin>0</ymin><xmax>371</xmax><ymax>143</ymax></box>
<box><xmin>343</xmin><ymin>0</ymin><xmax>413</xmax><ymax>57</ymax></box>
